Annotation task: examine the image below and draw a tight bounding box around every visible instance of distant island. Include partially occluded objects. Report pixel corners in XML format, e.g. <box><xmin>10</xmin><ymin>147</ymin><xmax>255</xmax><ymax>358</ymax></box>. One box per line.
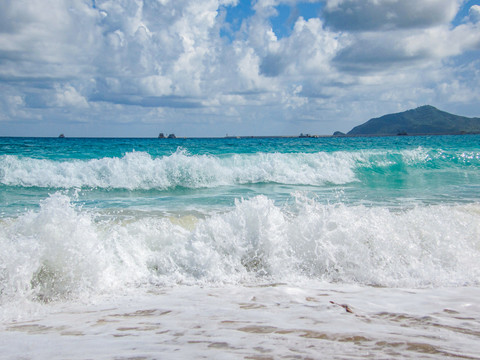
<box><xmin>158</xmin><ymin>133</ymin><xmax>176</xmax><ymax>139</ymax></box>
<box><xmin>345</xmin><ymin>105</ymin><xmax>480</xmax><ymax>136</ymax></box>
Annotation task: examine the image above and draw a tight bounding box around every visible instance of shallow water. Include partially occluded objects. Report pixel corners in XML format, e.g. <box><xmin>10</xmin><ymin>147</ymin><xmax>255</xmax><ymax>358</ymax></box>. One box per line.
<box><xmin>2</xmin><ymin>284</ymin><xmax>480</xmax><ymax>359</ymax></box>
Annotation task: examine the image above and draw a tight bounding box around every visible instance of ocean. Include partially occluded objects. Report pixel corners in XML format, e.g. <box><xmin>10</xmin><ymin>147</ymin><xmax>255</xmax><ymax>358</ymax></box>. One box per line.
<box><xmin>1</xmin><ymin>135</ymin><xmax>479</xmax><ymax>359</ymax></box>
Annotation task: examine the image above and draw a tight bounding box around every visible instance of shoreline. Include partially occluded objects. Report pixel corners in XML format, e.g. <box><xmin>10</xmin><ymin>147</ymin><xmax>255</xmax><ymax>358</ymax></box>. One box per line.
<box><xmin>2</xmin><ymin>283</ymin><xmax>479</xmax><ymax>359</ymax></box>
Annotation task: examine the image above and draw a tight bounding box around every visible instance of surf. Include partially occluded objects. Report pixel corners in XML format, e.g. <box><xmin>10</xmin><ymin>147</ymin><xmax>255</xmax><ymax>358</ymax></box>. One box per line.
<box><xmin>1</xmin><ymin>192</ymin><xmax>479</xmax><ymax>310</ymax></box>
<box><xmin>1</xmin><ymin>145</ymin><xmax>479</xmax><ymax>191</ymax></box>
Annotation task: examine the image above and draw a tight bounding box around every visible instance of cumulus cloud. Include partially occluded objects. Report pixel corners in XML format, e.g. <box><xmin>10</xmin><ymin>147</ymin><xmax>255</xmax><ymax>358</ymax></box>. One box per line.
<box><xmin>333</xmin><ymin>22</ymin><xmax>480</xmax><ymax>72</ymax></box>
<box><xmin>261</xmin><ymin>16</ymin><xmax>340</xmax><ymax>77</ymax></box>
<box><xmin>326</xmin><ymin>0</ymin><xmax>480</xmax><ymax>75</ymax></box>
<box><xmin>323</xmin><ymin>0</ymin><xmax>461</xmax><ymax>31</ymax></box>
<box><xmin>468</xmin><ymin>5</ymin><xmax>480</xmax><ymax>23</ymax></box>
<box><xmin>0</xmin><ymin>0</ymin><xmax>100</xmax><ymax>79</ymax></box>
<box><xmin>52</xmin><ymin>84</ymin><xmax>89</xmax><ymax>108</ymax></box>
<box><xmin>0</xmin><ymin>0</ymin><xmax>479</xmax><ymax>136</ymax></box>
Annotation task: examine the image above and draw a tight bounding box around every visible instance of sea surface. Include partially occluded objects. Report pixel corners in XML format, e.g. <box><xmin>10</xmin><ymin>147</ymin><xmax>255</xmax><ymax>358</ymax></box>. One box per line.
<box><xmin>1</xmin><ymin>135</ymin><xmax>479</xmax><ymax>359</ymax></box>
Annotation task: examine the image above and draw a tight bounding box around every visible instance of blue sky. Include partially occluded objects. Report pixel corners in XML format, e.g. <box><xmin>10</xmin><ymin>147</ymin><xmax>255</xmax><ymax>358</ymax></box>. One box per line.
<box><xmin>453</xmin><ymin>0</ymin><xmax>480</xmax><ymax>23</ymax></box>
<box><xmin>0</xmin><ymin>0</ymin><xmax>479</xmax><ymax>137</ymax></box>
<box><xmin>222</xmin><ymin>1</ymin><xmax>324</xmax><ymax>39</ymax></box>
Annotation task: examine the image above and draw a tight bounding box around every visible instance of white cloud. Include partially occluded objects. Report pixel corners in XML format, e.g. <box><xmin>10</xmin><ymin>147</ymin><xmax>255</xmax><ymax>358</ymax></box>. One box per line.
<box><xmin>333</xmin><ymin>20</ymin><xmax>480</xmax><ymax>73</ymax></box>
<box><xmin>138</xmin><ymin>76</ymin><xmax>173</xmax><ymax>97</ymax></box>
<box><xmin>0</xmin><ymin>87</ymin><xmax>39</xmax><ymax>122</ymax></box>
<box><xmin>468</xmin><ymin>5</ymin><xmax>480</xmax><ymax>23</ymax></box>
<box><xmin>0</xmin><ymin>94</ymin><xmax>23</xmax><ymax>121</ymax></box>
<box><xmin>0</xmin><ymin>0</ymin><xmax>100</xmax><ymax>79</ymax></box>
<box><xmin>91</xmin><ymin>0</ymin><xmax>233</xmax><ymax>99</ymax></box>
<box><xmin>277</xmin><ymin>17</ymin><xmax>340</xmax><ymax>76</ymax></box>
<box><xmin>0</xmin><ymin>0</ymin><xmax>479</xmax><ymax>136</ymax></box>
<box><xmin>52</xmin><ymin>84</ymin><xmax>89</xmax><ymax>108</ymax></box>
<box><xmin>323</xmin><ymin>0</ymin><xmax>461</xmax><ymax>31</ymax></box>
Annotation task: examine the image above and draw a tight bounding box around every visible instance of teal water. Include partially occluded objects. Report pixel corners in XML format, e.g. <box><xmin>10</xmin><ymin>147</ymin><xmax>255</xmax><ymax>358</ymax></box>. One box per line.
<box><xmin>1</xmin><ymin>135</ymin><xmax>480</xmax><ymax>216</ymax></box>
<box><xmin>1</xmin><ymin>135</ymin><xmax>480</xmax><ymax>304</ymax></box>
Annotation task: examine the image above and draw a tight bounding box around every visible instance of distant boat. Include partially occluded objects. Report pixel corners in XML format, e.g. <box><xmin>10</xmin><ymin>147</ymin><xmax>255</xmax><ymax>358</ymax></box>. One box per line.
<box><xmin>58</xmin><ymin>134</ymin><xmax>65</xmax><ymax>138</ymax></box>
<box><xmin>158</xmin><ymin>133</ymin><xmax>165</xmax><ymax>138</ymax></box>
<box><xmin>167</xmin><ymin>133</ymin><xmax>176</xmax><ymax>139</ymax></box>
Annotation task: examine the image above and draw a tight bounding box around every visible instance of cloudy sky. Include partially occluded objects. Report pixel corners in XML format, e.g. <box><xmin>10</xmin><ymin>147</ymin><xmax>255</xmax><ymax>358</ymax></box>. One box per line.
<box><xmin>1</xmin><ymin>0</ymin><xmax>479</xmax><ymax>137</ymax></box>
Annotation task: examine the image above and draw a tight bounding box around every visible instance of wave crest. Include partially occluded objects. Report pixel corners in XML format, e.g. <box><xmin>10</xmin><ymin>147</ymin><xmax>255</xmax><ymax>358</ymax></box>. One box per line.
<box><xmin>5</xmin><ymin>147</ymin><xmax>477</xmax><ymax>190</ymax></box>
<box><xmin>0</xmin><ymin>149</ymin><xmax>359</xmax><ymax>189</ymax></box>
<box><xmin>1</xmin><ymin>193</ymin><xmax>479</xmax><ymax>306</ymax></box>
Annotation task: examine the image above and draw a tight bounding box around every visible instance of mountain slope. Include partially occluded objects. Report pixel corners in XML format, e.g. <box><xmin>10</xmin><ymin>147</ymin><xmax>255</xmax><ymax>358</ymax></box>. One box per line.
<box><xmin>347</xmin><ymin>105</ymin><xmax>480</xmax><ymax>135</ymax></box>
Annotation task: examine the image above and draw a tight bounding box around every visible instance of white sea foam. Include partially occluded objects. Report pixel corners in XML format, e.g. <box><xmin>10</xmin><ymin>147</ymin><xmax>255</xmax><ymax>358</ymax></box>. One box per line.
<box><xmin>2</xmin><ymin>284</ymin><xmax>480</xmax><ymax>359</ymax></box>
<box><xmin>2</xmin><ymin>147</ymin><xmax>477</xmax><ymax>191</ymax></box>
<box><xmin>0</xmin><ymin>149</ymin><xmax>391</xmax><ymax>189</ymax></box>
<box><xmin>1</xmin><ymin>192</ymin><xmax>479</xmax><ymax>317</ymax></box>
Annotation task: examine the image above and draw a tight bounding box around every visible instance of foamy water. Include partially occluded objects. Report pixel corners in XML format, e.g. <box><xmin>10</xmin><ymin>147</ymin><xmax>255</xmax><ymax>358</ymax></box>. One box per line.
<box><xmin>1</xmin><ymin>136</ymin><xmax>479</xmax><ymax>359</ymax></box>
<box><xmin>2</xmin><ymin>144</ymin><xmax>480</xmax><ymax>191</ymax></box>
<box><xmin>0</xmin><ymin>149</ymin><xmax>360</xmax><ymax>189</ymax></box>
<box><xmin>2</xmin><ymin>284</ymin><xmax>480</xmax><ymax>359</ymax></box>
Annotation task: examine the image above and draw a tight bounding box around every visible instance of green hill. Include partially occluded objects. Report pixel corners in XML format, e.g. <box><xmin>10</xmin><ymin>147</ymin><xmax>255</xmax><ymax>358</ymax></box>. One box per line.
<box><xmin>347</xmin><ymin>105</ymin><xmax>480</xmax><ymax>136</ymax></box>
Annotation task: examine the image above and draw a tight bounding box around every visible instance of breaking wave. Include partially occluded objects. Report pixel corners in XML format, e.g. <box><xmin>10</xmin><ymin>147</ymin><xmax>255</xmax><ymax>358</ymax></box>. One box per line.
<box><xmin>1</xmin><ymin>193</ymin><xmax>479</xmax><ymax>306</ymax></box>
<box><xmin>1</xmin><ymin>147</ymin><xmax>479</xmax><ymax>190</ymax></box>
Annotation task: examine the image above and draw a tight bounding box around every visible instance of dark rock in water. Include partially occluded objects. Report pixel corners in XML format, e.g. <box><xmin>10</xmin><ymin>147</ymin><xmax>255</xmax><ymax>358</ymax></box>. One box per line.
<box><xmin>333</xmin><ymin>131</ymin><xmax>345</xmax><ymax>136</ymax></box>
<box><xmin>167</xmin><ymin>133</ymin><xmax>176</xmax><ymax>139</ymax></box>
<box><xmin>158</xmin><ymin>133</ymin><xmax>165</xmax><ymax>139</ymax></box>
<box><xmin>58</xmin><ymin>134</ymin><xmax>65</xmax><ymax>138</ymax></box>
<box><xmin>347</xmin><ymin>105</ymin><xmax>480</xmax><ymax>136</ymax></box>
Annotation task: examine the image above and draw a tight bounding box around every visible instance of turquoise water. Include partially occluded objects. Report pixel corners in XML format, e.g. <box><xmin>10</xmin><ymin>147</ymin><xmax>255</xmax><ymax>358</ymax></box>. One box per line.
<box><xmin>1</xmin><ymin>135</ymin><xmax>480</xmax><ymax>216</ymax></box>
<box><xmin>1</xmin><ymin>135</ymin><xmax>480</xmax><ymax>306</ymax></box>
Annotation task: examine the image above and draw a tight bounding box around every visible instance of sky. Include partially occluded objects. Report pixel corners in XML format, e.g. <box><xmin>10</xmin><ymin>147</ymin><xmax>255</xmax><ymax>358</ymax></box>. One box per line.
<box><xmin>0</xmin><ymin>0</ymin><xmax>479</xmax><ymax>137</ymax></box>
